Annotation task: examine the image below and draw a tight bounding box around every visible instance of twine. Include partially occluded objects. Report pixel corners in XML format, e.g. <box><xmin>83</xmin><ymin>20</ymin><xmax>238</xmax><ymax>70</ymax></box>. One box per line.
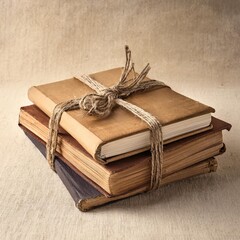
<box><xmin>46</xmin><ymin>46</ymin><xmax>168</xmax><ymax>190</ymax></box>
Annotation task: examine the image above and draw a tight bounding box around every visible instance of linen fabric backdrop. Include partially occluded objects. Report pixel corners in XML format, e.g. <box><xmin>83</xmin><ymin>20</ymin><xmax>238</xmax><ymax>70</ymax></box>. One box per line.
<box><xmin>0</xmin><ymin>0</ymin><xmax>240</xmax><ymax>239</ymax></box>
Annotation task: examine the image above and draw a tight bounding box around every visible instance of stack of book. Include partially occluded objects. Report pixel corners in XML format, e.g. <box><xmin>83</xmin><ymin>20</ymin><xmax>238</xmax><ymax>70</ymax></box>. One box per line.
<box><xmin>18</xmin><ymin>68</ymin><xmax>231</xmax><ymax>211</ymax></box>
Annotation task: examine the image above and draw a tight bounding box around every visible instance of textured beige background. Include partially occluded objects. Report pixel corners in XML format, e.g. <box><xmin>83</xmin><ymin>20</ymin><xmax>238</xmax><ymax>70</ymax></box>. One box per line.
<box><xmin>0</xmin><ymin>0</ymin><xmax>240</xmax><ymax>239</ymax></box>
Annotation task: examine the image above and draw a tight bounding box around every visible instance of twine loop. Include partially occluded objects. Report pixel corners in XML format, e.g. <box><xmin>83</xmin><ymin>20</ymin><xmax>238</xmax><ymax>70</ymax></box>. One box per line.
<box><xmin>47</xmin><ymin>45</ymin><xmax>168</xmax><ymax>190</ymax></box>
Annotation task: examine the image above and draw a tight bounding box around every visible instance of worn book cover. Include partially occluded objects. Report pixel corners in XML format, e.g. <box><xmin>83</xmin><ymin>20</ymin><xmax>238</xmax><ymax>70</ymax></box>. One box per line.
<box><xmin>21</xmin><ymin>125</ymin><xmax>219</xmax><ymax>212</ymax></box>
<box><xmin>19</xmin><ymin>105</ymin><xmax>231</xmax><ymax>195</ymax></box>
<box><xmin>28</xmin><ymin>68</ymin><xmax>215</xmax><ymax>163</ymax></box>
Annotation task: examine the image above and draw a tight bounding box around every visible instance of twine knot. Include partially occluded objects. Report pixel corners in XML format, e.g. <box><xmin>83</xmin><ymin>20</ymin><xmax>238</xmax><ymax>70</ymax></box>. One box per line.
<box><xmin>78</xmin><ymin>45</ymin><xmax>156</xmax><ymax>118</ymax></box>
<box><xmin>79</xmin><ymin>87</ymin><xmax>119</xmax><ymax>118</ymax></box>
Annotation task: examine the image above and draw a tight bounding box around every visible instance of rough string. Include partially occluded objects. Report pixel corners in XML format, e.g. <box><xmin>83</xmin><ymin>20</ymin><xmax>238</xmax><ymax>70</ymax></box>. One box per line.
<box><xmin>47</xmin><ymin>45</ymin><xmax>167</xmax><ymax>190</ymax></box>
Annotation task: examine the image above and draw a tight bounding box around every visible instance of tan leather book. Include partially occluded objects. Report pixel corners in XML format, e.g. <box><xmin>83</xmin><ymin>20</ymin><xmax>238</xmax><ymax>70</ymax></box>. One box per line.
<box><xmin>28</xmin><ymin>68</ymin><xmax>215</xmax><ymax>163</ymax></box>
<box><xmin>19</xmin><ymin>105</ymin><xmax>230</xmax><ymax>196</ymax></box>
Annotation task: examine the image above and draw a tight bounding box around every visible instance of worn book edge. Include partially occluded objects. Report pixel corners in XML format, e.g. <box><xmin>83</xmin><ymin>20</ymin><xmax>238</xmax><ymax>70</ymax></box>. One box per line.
<box><xmin>21</xmin><ymin>124</ymin><xmax>218</xmax><ymax>211</ymax></box>
<box><xmin>19</xmin><ymin>105</ymin><xmax>231</xmax><ymax>196</ymax></box>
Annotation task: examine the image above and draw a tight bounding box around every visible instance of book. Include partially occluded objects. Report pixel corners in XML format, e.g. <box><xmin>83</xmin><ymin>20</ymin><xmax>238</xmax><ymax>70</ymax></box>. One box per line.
<box><xmin>21</xmin><ymin>125</ymin><xmax>218</xmax><ymax>212</ymax></box>
<box><xmin>28</xmin><ymin>68</ymin><xmax>215</xmax><ymax>163</ymax></box>
<box><xmin>19</xmin><ymin>105</ymin><xmax>231</xmax><ymax>196</ymax></box>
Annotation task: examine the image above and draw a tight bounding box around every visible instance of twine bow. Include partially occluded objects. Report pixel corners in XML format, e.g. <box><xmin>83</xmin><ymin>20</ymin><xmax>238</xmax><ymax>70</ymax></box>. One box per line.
<box><xmin>47</xmin><ymin>45</ymin><xmax>168</xmax><ymax>190</ymax></box>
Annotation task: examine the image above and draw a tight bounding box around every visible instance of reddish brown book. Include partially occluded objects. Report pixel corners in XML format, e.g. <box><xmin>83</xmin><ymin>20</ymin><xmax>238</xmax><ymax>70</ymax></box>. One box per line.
<box><xmin>19</xmin><ymin>105</ymin><xmax>231</xmax><ymax>196</ymax></box>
